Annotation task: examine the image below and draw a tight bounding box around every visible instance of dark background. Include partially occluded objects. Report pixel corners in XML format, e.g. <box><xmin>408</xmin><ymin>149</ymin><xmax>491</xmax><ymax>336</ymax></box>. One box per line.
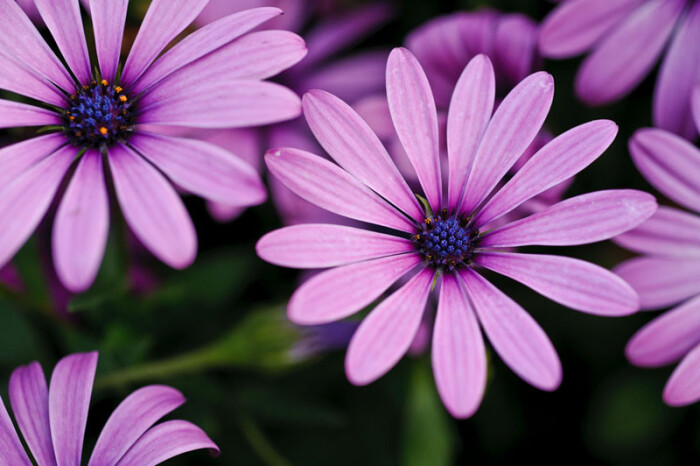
<box><xmin>0</xmin><ymin>0</ymin><xmax>698</xmax><ymax>464</ymax></box>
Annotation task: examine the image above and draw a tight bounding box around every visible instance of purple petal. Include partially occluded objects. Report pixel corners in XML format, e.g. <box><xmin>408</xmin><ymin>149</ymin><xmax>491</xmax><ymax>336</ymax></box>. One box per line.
<box><xmin>626</xmin><ymin>295</ymin><xmax>700</xmax><ymax>367</ymax></box>
<box><xmin>115</xmin><ymin>420</ymin><xmax>218</xmax><ymax>466</ymax></box>
<box><xmin>459</xmin><ymin>71</ymin><xmax>554</xmax><ymax>215</ymax></box>
<box><xmin>121</xmin><ymin>0</ymin><xmax>209</xmax><ymax>85</ymax></box>
<box><xmin>49</xmin><ymin>352</ymin><xmax>98</xmax><ymax>466</ymax></box>
<box><xmin>53</xmin><ymin>151</ymin><xmax>109</xmax><ymax>293</ymax></box>
<box><xmin>88</xmin><ymin>386</ymin><xmax>186</xmax><ymax>466</ymax></box>
<box><xmin>432</xmin><ymin>274</ymin><xmax>487</xmax><ymax>418</ymax></box>
<box><xmin>664</xmin><ymin>343</ymin><xmax>700</xmax><ymax>407</ymax></box>
<box><xmin>446</xmin><ymin>54</ymin><xmax>495</xmax><ymax>211</ymax></box>
<box><xmin>462</xmin><ymin>269</ymin><xmax>562</xmax><ymax>391</ymax></box>
<box><xmin>0</xmin><ymin>50</ymin><xmax>66</xmax><ymax>106</ymax></box>
<box><xmin>538</xmin><ymin>0</ymin><xmax>644</xmax><ymax>57</ymax></box>
<box><xmin>130</xmin><ymin>132</ymin><xmax>266</xmax><ymax>207</ymax></box>
<box><xmin>480</xmin><ymin>190</ymin><xmax>657</xmax><ymax>248</ymax></box>
<box><xmin>614</xmin><ymin>257</ymin><xmax>700</xmax><ymax>310</ymax></box>
<box><xmin>476</xmin><ymin>252</ymin><xmax>639</xmax><ymax>316</ymax></box>
<box><xmin>0</xmin><ymin>146</ymin><xmax>75</xmax><ymax>268</ymax></box>
<box><xmin>693</xmin><ymin>86</ymin><xmax>700</xmax><ymax>132</ymax></box>
<box><xmin>0</xmin><ymin>100</ymin><xmax>60</xmax><ymax>128</ymax></box>
<box><xmin>614</xmin><ymin>206</ymin><xmax>700</xmax><ymax>259</ymax></box>
<box><xmin>387</xmin><ymin>48</ymin><xmax>442</xmax><ymax>211</ymax></box>
<box><xmin>139</xmin><ymin>80</ymin><xmax>301</xmax><ymax>128</ymax></box>
<box><xmin>353</xmin><ymin>95</ymin><xmax>395</xmax><ymax>140</ymax></box>
<box><xmin>34</xmin><ymin>0</ymin><xmax>91</xmax><ymax>83</ymax></box>
<box><xmin>653</xmin><ymin>1</ymin><xmax>700</xmax><ymax>139</ymax></box>
<box><xmin>302</xmin><ymin>90</ymin><xmax>423</xmax><ymax>221</ymax></box>
<box><xmin>196</xmin><ymin>0</ymin><xmax>306</xmax><ymax>31</ymax></box>
<box><xmin>257</xmin><ymin>224</ymin><xmax>413</xmax><ymax>269</ymax></box>
<box><xmin>9</xmin><ymin>362</ymin><xmax>55</xmax><ymax>466</ymax></box>
<box><xmin>89</xmin><ymin>0</ymin><xmax>128</xmax><ymax>82</ymax></box>
<box><xmin>0</xmin><ymin>395</ymin><xmax>31</xmax><ymax>465</ymax></box>
<box><xmin>133</xmin><ymin>7</ymin><xmax>284</xmax><ymax>94</ymax></box>
<box><xmin>493</xmin><ymin>14</ymin><xmax>539</xmax><ymax>85</ymax></box>
<box><xmin>0</xmin><ymin>134</ymin><xmax>66</xmax><ymax>188</ymax></box>
<box><xmin>575</xmin><ymin>0</ymin><xmax>685</xmax><ymax>105</ymax></box>
<box><xmin>265</xmin><ymin>148</ymin><xmax>414</xmax><ymax>232</ymax></box>
<box><xmin>108</xmin><ymin>144</ymin><xmax>197</xmax><ymax>269</ymax></box>
<box><xmin>288</xmin><ymin>254</ymin><xmax>421</xmax><ymax>325</ymax></box>
<box><xmin>476</xmin><ymin>120</ymin><xmax>618</xmax><ymax>226</ymax></box>
<box><xmin>345</xmin><ymin>268</ymin><xmax>434</xmax><ymax>385</ymax></box>
<box><xmin>629</xmin><ymin>128</ymin><xmax>700</xmax><ymax>213</ymax></box>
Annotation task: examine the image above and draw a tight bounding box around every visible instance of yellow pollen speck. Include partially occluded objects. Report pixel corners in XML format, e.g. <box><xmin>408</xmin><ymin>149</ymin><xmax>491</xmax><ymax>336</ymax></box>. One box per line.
<box><xmin>69</xmin><ymin>116</ymin><xmax>75</xmax><ymax>121</ymax></box>
<box><xmin>99</xmin><ymin>127</ymin><xmax>108</xmax><ymax>135</ymax></box>
<box><xmin>119</xmin><ymin>95</ymin><xmax>127</xmax><ymax>102</ymax></box>
<box><xmin>115</xmin><ymin>86</ymin><xmax>123</xmax><ymax>93</ymax></box>
<box><xmin>101</xmin><ymin>79</ymin><xmax>108</xmax><ymax>86</ymax></box>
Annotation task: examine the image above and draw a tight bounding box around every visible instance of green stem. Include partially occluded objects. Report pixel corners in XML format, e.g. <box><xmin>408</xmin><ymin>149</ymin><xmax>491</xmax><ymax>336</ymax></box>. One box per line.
<box><xmin>239</xmin><ymin>416</ymin><xmax>292</xmax><ymax>466</ymax></box>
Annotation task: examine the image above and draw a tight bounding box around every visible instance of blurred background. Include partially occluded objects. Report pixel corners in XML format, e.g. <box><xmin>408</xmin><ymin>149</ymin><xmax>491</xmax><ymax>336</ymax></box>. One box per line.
<box><xmin>1</xmin><ymin>0</ymin><xmax>698</xmax><ymax>464</ymax></box>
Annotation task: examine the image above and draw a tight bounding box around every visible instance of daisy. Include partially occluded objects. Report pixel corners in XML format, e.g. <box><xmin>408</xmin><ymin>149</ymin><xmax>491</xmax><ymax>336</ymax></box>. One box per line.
<box><xmin>257</xmin><ymin>49</ymin><xmax>656</xmax><ymax>418</ymax></box>
<box><xmin>539</xmin><ymin>0</ymin><xmax>700</xmax><ymax>140</ymax></box>
<box><xmin>615</xmin><ymin>97</ymin><xmax>700</xmax><ymax>406</ymax></box>
<box><xmin>0</xmin><ymin>0</ymin><xmax>306</xmax><ymax>292</ymax></box>
<box><xmin>0</xmin><ymin>352</ymin><xmax>218</xmax><ymax>465</ymax></box>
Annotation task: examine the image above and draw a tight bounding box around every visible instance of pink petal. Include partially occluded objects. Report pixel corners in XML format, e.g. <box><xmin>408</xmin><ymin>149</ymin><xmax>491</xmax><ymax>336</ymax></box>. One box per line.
<box><xmin>476</xmin><ymin>252</ymin><xmax>639</xmax><ymax>316</ymax></box>
<box><xmin>446</xmin><ymin>54</ymin><xmax>495</xmax><ymax>211</ymax></box>
<box><xmin>575</xmin><ymin>0</ymin><xmax>685</xmax><ymax>105</ymax></box>
<box><xmin>9</xmin><ymin>362</ymin><xmax>55</xmax><ymax>466</ymax></box>
<box><xmin>664</xmin><ymin>343</ymin><xmax>700</xmax><ymax>407</ymax></box>
<box><xmin>133</xmin><ymin>7</ymin><xmax>284</xmax><ymax>94</ymax></box>
<box><xmin>480</xmin><ymin>190</ymin><xmax>657</xmax><ymax>248</ymax></box>
<box><xmin>88</xmin><ymin>386</ymin><xmax>186</xmax><ymax>466</ymax></box>
<box><xmin>0</xmin><ymin>134</ymin><xmax>66</xmax><ymax>188</ymax></box>
<box><xmin>288</xmin><ymin>254</ymin><xmax>421</xmax><ymax>325</ymax></box>
<box><xmin>629</xmin><ymin>128</ymin><xmax>700</xmax><ymax>213</ymax></box>
<box><xmin>49</xmin><ymin>352</ymin><xmax>98</xmax><ymax>466</ymax></box>
<box><xmin>626</xmin><ymin>295</ymin><xmax>700</xmax><ymax>367</ymax></box>
<box><xmin>115</xmin><ymin>420</ymin><xmax>219</xmax><ymax>466</ymax></box>
<box><xmin>387</xmin><ymin>48</ymin><xmax>442</xmax><ymax>211</ymax></box>
<box><xmin>256</xmin><ymin>224</ymin><xmax>413</xmax><ymax>269</ymax></box>
<box><xmin>0</xmin><ymin>100</ymin><xmax>60</xmax><ymax>128</ymax></box>
<box><xmin>462</xmin><ymin>270</ymin><xmax>562</xmax><ymax>391</ymax></box>
<box><xmin>614</xmin><ymin>206</ymin><xmax>700</xmax><ymax>259</ymax></box>
<box><xmin>196</xmin><ymin>0</ymin><xmax>305</xmax><ymax>31</ymax></box>
<box><xmin>302</xmin><ymin>90</ymin><xmax>423</xmax><ymax>221</ymax></box>
<box><xmin>459</xmin><ymin>71</ymin><xmax>554</xmax><ymax>215</ymax></box>
<box><xmin>34</xmin><ymin>0</ymin><xmax>91</xmax><ymax>83</ymax></box>
<box><xmin>493</xmin><ymin>14</ymin><xmax>539</xmax><ymax>85</ymax></box>
<box><xmin>0</xmin><ymin>146</ymin><xmax>75</xmax><ymax>268</ymax></box>
<box><xmin>130</xmin><ymin>133</ymin><xmax>266</xmax><ymax>207</ymax></box>
<box><xmin>614</xmin><ymin>257</ymin><xmax>700</xmax><ymax>310</ymax></box>
<box><xmin>89</xmin><ymin>0</ymin><xmax>128</xmax><ymax>82</ymax></box>
<box><xmin>538</xmin><ymin>0</ymin><xmax>644</xmax><ymax>57</ymax></box>
<box><xmin>345</xmin><ymin>269</ymin><xmax>434</xmax><ymax>385</ymax></box>
<box><xmin>53</xmin><ymin>151</ymin><xmax>109</xmax><ymax>293</ymax></box>
<box><xmin>265</xmin><ymin>148</ymin><xmax>414</xmax><ymax>232</ymax></box>
<box><xmin>0</xmin><ymin>395</ymin><xmax>31</xmax><ymax>465</ymax></box>
<box><xmin>476</xmin><ymin>120</ymin><xmax>618</xmax><ymax>226</ymax></box>
<box><xmin>693</xmin><ymin>86</ymin><xmax>700</xmax><ymax>133</ymax></box>
<box><xmin>139</xmin><ymin>80</ymin><xmax>301</xmax><ymax>128</ymax></box>
<box><xmin>0</xmin><ymin>50</ymin><xmax>66</xmax><ymax>106</ymax></box>
<box><xmin>108</xmin><ymin>144</ymin><xmax>197</xmax><ymax>269</ymax></box>
<box><xmin>432</xmin><ymin>274</ymin><xmax>487</xmax><ymax>418</ymax></box>
<box><xmin>653</xmin><ymin>0</ymin><xmax>700</xmax><ymax>139</ymax></box>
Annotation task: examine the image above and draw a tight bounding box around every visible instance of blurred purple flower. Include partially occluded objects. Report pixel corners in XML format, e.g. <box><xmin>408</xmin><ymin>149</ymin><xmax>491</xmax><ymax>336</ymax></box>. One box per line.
<box><xmin>0</xmin><ymin>0</ymin><xmax>306</xmax><ymax>293</ymax></box>
<box><xmin>257</xmin><ymin>49</ymin><xmax>655</xmax><ymax>418</ymax></box>
<box><xmin>614</xmin><ymin>106</ymin><xmax>700</xmax><ymax>407</ymax></box>
<box><xmin>0</xmin><ymin>352</ymin><xmax>218</xmax><ymax>465</ymax></box>
<box><xmin>539</xmin><ymin>0</ymin><xmax>700</xmax><ymax>140</ymax></box>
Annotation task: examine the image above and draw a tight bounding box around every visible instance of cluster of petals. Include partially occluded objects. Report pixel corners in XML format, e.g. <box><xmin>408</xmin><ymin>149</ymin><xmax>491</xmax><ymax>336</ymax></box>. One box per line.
<box><xmin>615</xmin><ymin>91</ymin><xmax>700</xmax><ymax>407</ymax></box>
<box><xmin>257</xmin><ymin>48</ymin><xmax>657</xmax><ymax>417</ymax></box>
<box><xmin>0</xmin><ymin>352</ymin><xmax>218</xmax><ymax>465</ymax></box>
<box><xmin>539</xmin><ymin>0</ymin><xmax>700</xmax><ymax>140</ymax></box>
<box><xmin>0</xmin><ymin>0</ymin><xmax>307</xmax><ymax>292</ymax></box>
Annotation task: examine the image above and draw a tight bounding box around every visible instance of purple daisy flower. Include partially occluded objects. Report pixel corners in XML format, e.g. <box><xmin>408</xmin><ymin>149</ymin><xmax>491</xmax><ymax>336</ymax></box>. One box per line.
<box><xmin>0</xmin><ymin>352</ymin><xmax>218</xmax><ymax>465</ymax></box>
<box><xmin>614</xmin><ymin>105</ymin><xmax>700</xmax><ymax>407</ymax></box>
<box><xmin>0</xmin><ymin>0</ymin><xmax>307</xmax><ymax>293</ymax></box>
<box><xmin>257</xmin><ymin>48</ymin><xmax>656</xmax><ymax>418</ymax></box>
<box><xmin>539</xmin><ymin>0</ymin><xmax>700</xmax><ymax>140</ymax></box>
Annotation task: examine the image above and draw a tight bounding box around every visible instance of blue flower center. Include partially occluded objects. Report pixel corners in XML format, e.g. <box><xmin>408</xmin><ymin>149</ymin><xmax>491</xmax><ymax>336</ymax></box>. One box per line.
<box><xmin>413</xmin><ymin>212</ymin><xmax>479</xmax><ymax>271</ymax></box>
<box><xmin>62</xmin><ymin>80</ymin><xmax>135</xmax><ymax>148</ymax></box>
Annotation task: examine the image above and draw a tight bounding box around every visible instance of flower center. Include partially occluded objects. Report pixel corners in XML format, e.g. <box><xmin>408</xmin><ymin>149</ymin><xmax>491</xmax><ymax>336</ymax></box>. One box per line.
<box><xmin>413</xmin><ymin>211</ymin><xmax>479</xmax><ymax>271</ymax></box>
<box><xmin>62</xmin><ymin>80</ymin><xmax>135</xmax><ymax>148</ymax></box>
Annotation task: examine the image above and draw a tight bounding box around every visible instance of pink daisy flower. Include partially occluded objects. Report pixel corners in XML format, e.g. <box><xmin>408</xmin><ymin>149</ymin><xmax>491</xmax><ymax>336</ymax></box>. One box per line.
<box><xmin>257</xmin><ymin>48</ymin><xmax>656</xmax><ymax>418</ymax></box>
<box><xmin>539</xmin><ymin>0</ymin><xmax>700</xmax><ymax>140</ymax></box>
<box><xmin>0</xmin><ymin>0</ymin><xmax>306</xmax><ymax>292</ymax></box>
<box><xmin>0</xmin><ymin>352</ymin><xmax>218</xmax><ymax>465</ymax></box>
<box><xmin>615</xmin><ymin>94</ymin><xmax>700</xmax><ymax>407</ymax></box>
